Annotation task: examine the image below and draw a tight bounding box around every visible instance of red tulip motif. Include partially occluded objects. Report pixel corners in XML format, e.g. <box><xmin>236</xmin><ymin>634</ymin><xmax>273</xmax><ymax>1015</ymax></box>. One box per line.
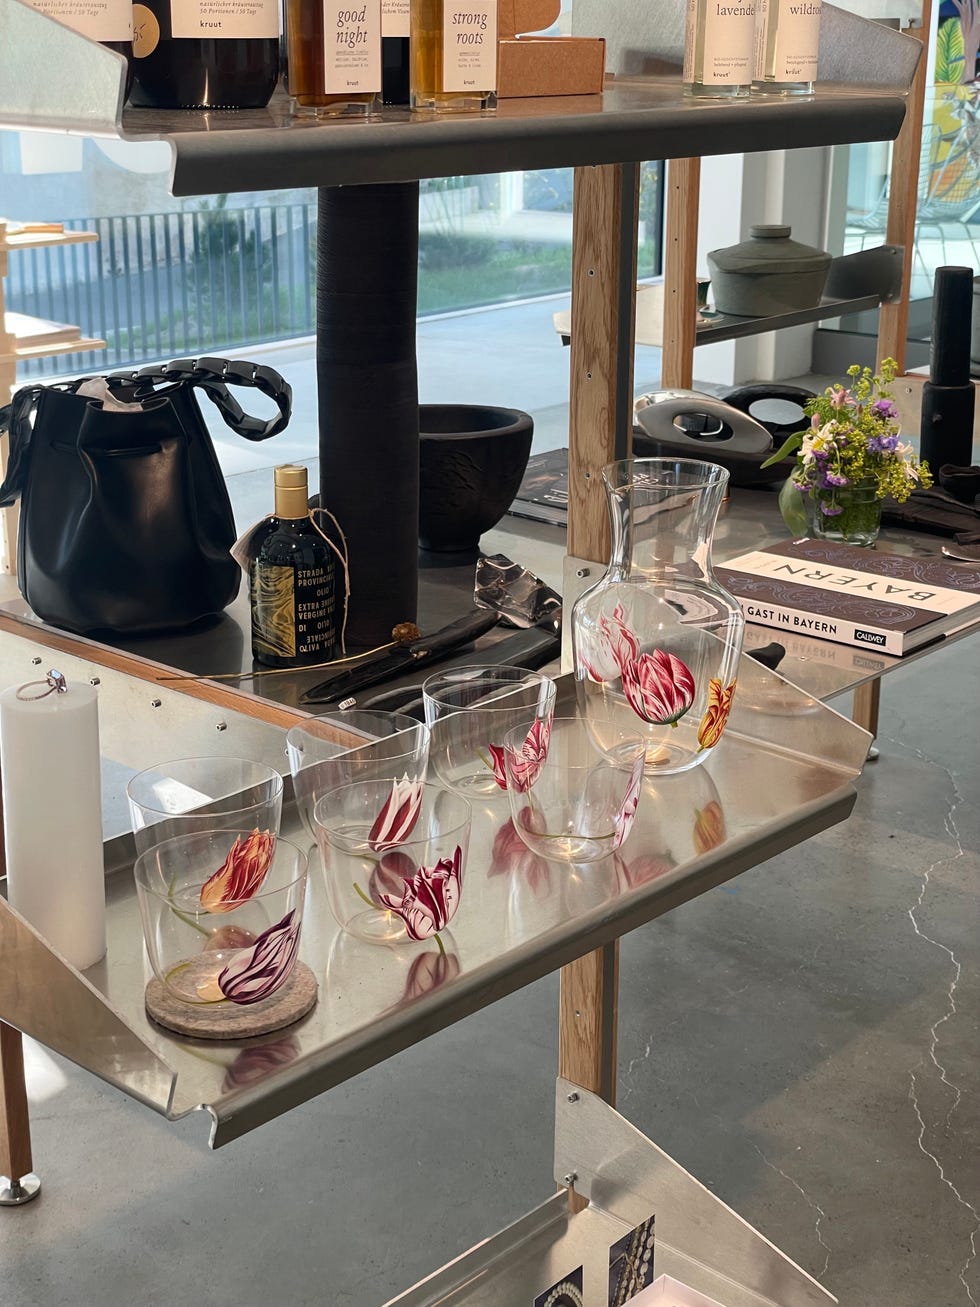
<box><xmin>376</xmin><ymin>845</ymin><xmax>463</xmax><ymax>941</ymax></box>
<box><xmin>495</xmin><ymin>715</ymin><xmax>552</xmax><ymax>793</ymax></box>
<box><xmin>217</xmin><ymin>909</ymin><xmax>301</xmax><ymax>1005</ymax></box>
<box><xmin>368</xmin><ymin>775</ymin><xmax>423</xmax><ymax>852</ymax></box>
<box><xmin>489</xmin><ymin>816</ymin><xmax>552</xmax><ymax>897</ymax></box>
<box><xmin>199</xmin><ymin>829</ymin><xmax>275</xmax><ymax>913</ymax></box>
<box><xmin>613</xmin><ymin>756</ymin><xmax>645</xmax><ymax>850</ymax></box>
<box><xmin>580</xmin><ymin>603</ymin><xmax>696</xmax><ymax>728</ymax></box>
<box><xmin>402</xmin><ymin>949</ymin><xmax>462</xmax><ymax>1002</ymax></box>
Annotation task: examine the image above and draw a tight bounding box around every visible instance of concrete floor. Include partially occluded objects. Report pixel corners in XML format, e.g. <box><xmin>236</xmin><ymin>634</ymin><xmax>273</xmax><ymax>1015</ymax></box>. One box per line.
<box><xmin>1</xmin><ymin>310</ymin><xmax>978</xmax><ymax>1306</ymax></box>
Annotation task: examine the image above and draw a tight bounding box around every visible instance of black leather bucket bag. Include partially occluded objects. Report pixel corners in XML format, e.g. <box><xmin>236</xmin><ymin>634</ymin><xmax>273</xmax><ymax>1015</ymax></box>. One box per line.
<box><xmin>0</xmin><ymin>357</ymin><xmax>291</xmax><ymax>636</ymax></box>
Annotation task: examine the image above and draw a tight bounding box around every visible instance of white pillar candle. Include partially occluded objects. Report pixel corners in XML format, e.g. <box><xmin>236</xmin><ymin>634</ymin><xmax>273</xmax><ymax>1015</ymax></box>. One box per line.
<box><xmin>0</xmin><ymin>672</ymin><xmax>106</xmax><ymax>970</ymax></box>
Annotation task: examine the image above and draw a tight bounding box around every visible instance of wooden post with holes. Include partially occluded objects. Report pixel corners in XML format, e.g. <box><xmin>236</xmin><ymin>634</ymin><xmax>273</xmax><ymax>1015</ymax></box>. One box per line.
<box><xmin>876</xmin><ymin>0</ymin><xmax>932</xmax><ymax>377</ymax></box>
<box><xmin>661</xmin><ymin>158</ymin><xmax>701</xmax><ymax>390</ymax></box>
<box><xmin>562</xmin><ymin>162</ymin><xmax>639</xmax><ymax>1208</ymax></box>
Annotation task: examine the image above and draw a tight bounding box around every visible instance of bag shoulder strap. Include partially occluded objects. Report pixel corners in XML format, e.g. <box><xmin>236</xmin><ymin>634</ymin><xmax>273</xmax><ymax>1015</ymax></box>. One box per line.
<box><xmin>0</xmin><ymin>384</ymin><xmax>46</xmax><ymax>507</ymax></box>
<box><xmin>111</xmin><ymin>356</ymin><xmax>292</xmax><ymax>441</ymax></box>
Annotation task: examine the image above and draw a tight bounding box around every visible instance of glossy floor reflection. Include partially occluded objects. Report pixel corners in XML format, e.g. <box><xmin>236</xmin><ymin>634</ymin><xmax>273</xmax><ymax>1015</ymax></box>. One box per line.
<box><xmin>0</xmin><ymin>638</ymin><xmax>976</xmax><ymax>1306</ymax></box>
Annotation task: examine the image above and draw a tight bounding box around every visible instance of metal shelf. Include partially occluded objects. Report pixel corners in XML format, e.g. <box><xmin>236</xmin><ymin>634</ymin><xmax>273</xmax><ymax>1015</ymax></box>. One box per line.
<box><xmin>0</xmin><ymin>0</ymin><xmax>919</xmax><ymax>196</ymax></box>
<box><xmin>694</xmin><ymin>246</ymin><xmax>904</xmax><ymax>345</ymax></box>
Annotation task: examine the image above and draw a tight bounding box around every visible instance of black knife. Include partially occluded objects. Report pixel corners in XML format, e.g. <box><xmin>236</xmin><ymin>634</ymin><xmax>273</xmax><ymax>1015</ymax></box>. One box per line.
<box><xmin>300</xmin><ymin>609</ymin><xmax>500</xmax><ymax>706</ymax></box>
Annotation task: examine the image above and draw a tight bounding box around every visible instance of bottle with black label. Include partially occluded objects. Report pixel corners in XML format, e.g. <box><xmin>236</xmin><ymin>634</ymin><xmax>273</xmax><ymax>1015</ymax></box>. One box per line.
<box><xmin>130</xmin><ymin>0</ymin><xmax>280</xmax><ymax>109</ymax></box>
<box><xmin>250</xmin><ymin>465</ymin><xmax>339</xmax><ymax>668</ymax></box>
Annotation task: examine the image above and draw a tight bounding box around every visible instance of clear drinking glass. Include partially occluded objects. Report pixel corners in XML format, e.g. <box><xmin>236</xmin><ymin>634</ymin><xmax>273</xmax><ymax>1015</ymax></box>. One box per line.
<box><xmin>503</xmin><ymin>716</ymin><xmax>646</xmax><ymax>863</ymax></box>
<box><xmin>314</xmin><ymin>780</ymin><xmax>471</xmax><ymax>945</ymax></box>
<box><xmin>286</xmin><ymin>711</ymin><xmax>430</xmax><ymax>847</ymax></box>
<box><xmin>126</xmin><ymin>757</ymin><xmax>284</xmax><ymax>856</ymax></box>
<box><xmin>133</xmin><ymin>830</ymin><xmax>307</xmax><ymax>1007</ymax></box>
<box><xmin>422</xmin><ymin>664</ymin><xmax>557</xmax><ymax>797</ymax></box>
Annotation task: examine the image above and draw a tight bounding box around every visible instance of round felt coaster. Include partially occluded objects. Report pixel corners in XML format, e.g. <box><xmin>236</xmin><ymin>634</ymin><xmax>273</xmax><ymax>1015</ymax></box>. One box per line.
<box><xmin>145</xmin><ymin>961</ymin><xmax>318</xmax><ymax>1040</ymax></box>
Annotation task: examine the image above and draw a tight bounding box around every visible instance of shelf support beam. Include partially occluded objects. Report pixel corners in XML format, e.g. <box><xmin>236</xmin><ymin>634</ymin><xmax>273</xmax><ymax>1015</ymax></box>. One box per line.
<box><xmin>562</xmin><ymin>161</ymin><xmax>638</xmax><ymax>1209</ymax></box>
<box><xmin>877</xmin><ymin>2</ymin><xmax>931</xmax><ymax>375</ymax></box>
<box><xmin>661</xmin><ymin>157</ymin><xmax>700</xmax><ymax>390</ymax></box>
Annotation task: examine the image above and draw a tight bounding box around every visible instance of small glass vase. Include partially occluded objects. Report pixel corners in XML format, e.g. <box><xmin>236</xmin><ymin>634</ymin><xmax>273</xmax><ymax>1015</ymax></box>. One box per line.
<box><xmin>804</xmin><ymin>480</ymin><xmax>882</xmax><ymax>547</ymax></box>
<box><xmin>571</xmin><ymin>458</ymin><xmax>745</xmax><ymax>776</ymax></box>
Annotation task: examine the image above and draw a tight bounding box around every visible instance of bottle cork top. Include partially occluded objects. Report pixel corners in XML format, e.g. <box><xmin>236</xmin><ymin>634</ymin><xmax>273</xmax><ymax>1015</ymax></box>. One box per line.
<box><xmin>273</xmin><ymin>465</ymin><xmax>310</xmax><ymax>520</ymax></box>
<box><xmin>274</xmin><ymin>465</ymin><xmax>308</xmax><ymax>490</ymax></box>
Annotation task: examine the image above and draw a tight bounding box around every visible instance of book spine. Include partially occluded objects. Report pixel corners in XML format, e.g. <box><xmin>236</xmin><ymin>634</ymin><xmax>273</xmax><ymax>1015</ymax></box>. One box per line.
<box><xmin>735</xmin><ymin>597</ymin><xmax>906</xmax><ymax>656</ymax></box>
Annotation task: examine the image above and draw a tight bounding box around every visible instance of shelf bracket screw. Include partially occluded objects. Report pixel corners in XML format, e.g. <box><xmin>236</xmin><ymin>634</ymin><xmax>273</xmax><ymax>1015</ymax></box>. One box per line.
<box><xmin>566</xmin><ymin>1091</ymin><xmax>579</xmax><ymax>1103</ymax></box>
<box><xmin>150</xmin><ymin>699</ymin><xmax>162</xmax><ymax>708</ymax></box>
<box><xmin>562</xmin><ymin>1172</ymin><xmax>578</xmax><ymax>1187</ymax></box>
<box><xmin>216</xmin><ymin>722</ymin><xmax>227</xmax><ymax>732</ymax></box>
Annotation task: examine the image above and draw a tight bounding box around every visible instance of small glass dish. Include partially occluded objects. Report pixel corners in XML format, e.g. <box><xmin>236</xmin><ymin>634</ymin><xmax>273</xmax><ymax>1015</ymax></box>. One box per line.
<box><xmin>422</xmin><ymin>664</ymin><xmax>557</xmax><ymax>797</ymax></box>
<box><xmin>314</xmin><ymin>780</ymin><xmax>471</xmax><ymax>945</ymax></box>
<box><xmin>126</xmin><ymin>757</ymin><xmax>283</xmax><ymax>856</ymax></box>
<box><xmin>133</xmin><ymin>830</ymin><xmax>307</xmax><ymax>1008</ymax></box>
<box><xmin>503</xmin><ymin>715</ymin><xmax>646</xmax><ymax>863</ymax></box>
<box><xmin>286</xmin><ymin>711</ymin><xmax>430</xmax><ymax>847</ymax></box>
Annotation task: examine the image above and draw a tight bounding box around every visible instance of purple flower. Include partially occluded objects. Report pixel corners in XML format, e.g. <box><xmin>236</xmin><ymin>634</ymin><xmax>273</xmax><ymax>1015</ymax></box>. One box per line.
<box><xmin>872</xmin><ymin>399</ymin><xmax>898</xmax><ymax>419</ymax></box>
<box><xmin>828</xmin><ymin>386</ymin><xmax>849</xmax><ymax>408</ymax></box>
<box><xmin>820</xmin><ymin>501</ymin><xmax>844</xmax><ymax>517</ymax></box>
<box><xmin>217</xmin><ymin>910</ymin><xmax>301</xmax><ymax>1005</ymax></box>
<box><xmin>822</xmin><ymin>472</ymin><xmax>849</xmax><ymax>487</ymax></box>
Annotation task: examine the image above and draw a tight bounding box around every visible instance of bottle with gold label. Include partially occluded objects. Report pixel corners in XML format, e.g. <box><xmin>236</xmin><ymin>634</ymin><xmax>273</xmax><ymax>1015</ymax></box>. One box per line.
<box><xmin>250</xmin><ymin>465</ymin><xmax>339</xmax><ymax>668</ymax></box>
<box><xmin>410</xmin><ymin>0</ymin><xmax>497</xmax><ymax>112</ymax></box>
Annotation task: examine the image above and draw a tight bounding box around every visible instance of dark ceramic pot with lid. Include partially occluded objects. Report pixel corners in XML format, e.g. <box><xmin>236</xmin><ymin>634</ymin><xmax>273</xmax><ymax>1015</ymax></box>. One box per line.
<box><xmin>707</xmin><ymin>224</ymin><xmax>832</xmax><ymax>317</ymax></box>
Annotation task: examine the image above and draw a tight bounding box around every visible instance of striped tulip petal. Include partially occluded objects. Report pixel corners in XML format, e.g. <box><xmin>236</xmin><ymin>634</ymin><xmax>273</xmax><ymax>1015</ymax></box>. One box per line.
<box><xmin>622</xmin><ymin>649</ymin><xmax>696</xmax><ymax>725</ymax></box>
<box><xmin>613</xmin><ymin>756</ymin><xmax>645</xmax><ymax>850</ymax></box>
<box><xmin>217</xmin><ymin>909</ymin><xmax>301</xmax><ymax>1005</ymax></box>
<box><xmin>368</xmin><ymin>775</ymin><xmax>424</xmax><ymax>852</ymax></box>
<box><xmin>502</xmin><ymin>715</ymin><xmax>552</xmax><ymax>793</ymax></box>
<box><xmin>377</xmin><ymin>845</ymin><xmax>463</xmax><ymax>941</ymax></box>
<box><xmin>486</xmin><ymin>743</ymin><xmax>508</xmax><ymax>789</ymax></box>
<box><xmin>200</xmin><ymin>829</ymin><xmax>275</xmax><ymax>913</ymax></box>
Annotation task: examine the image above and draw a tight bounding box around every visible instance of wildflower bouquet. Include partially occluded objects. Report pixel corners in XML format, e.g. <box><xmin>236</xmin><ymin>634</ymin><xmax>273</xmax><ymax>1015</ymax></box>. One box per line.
<box><xmin>764</xmin><ymin>358</ymin><xmax>933</xmax><ymax>545</ymax></box>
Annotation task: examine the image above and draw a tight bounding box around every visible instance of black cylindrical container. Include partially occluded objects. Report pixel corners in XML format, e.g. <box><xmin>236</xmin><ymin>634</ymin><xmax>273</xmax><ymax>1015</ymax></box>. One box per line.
<box><xmin>130</xmin><ymin>0</ymin><xmax>280</xmax><ymax>109</ymax></box>
<box><xmin>921</xmin><ymin>266</ymin><xmax>976</xmax><ymax>469</ymax></box>
<box><xmin>316</xmin><ymin>183</ymin><xmax>420</xmax><ymax>648</ymax></box>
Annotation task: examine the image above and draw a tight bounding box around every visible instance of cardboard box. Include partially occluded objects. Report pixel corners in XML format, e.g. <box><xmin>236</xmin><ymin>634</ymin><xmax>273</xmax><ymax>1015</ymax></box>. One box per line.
<box><xmin>496</xmin><ymin>0</ymin><xmax>605</xmax><ymax>98</ymax></box>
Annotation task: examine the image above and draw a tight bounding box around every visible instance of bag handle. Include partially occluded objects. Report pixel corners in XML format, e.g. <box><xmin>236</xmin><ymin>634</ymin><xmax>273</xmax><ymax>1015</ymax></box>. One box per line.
<box><xmin>0</xmin><ymin>356</ymin><xmax>292</xmax><ymax>507</ymax></box>
<box><xmin>111</xmin><ymin>356</ymin><xmax>292</xmax><ymax>441</ymax></box>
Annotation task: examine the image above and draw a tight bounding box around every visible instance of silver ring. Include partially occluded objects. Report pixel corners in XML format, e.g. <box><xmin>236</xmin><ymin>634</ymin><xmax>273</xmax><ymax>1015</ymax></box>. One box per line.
<box><xmin>17</xmin><ymin>669</ymin><xmax>68</xmax><ymax>701</ymax></box>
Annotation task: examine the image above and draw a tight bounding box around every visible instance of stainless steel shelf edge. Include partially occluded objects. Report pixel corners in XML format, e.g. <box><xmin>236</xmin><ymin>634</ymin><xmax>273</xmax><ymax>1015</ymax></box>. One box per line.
<box><xmin>0</xmin><ymin>896</ymin><xmax>177</xmax><ymax>1115</ymax></box>
<box><xmin>573</xmin><ymin>0</ymin><xmax>921</xmax><ymax>91</ymax></box>
<box><xmin>554</xmin><ymin>1079</ymin><xmax>837</xmax><ymax>1307</ymax></box>
<box><xmin>696</xmin><ymin>246</ymin><xmax>904</xmax><ymax>346</ymax></box>
<box><xmin>0</xmin><ymin>0</ymin><xmax>126</xmax><ymax>135</ymax></box>
<box><xmin>205</xmin><ymin>784</ymin><xmax>863</xmax><ymax>1147</ymax></box>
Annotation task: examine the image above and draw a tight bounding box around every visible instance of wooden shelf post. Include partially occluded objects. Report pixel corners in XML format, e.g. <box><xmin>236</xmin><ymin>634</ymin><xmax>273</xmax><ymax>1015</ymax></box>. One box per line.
<box><xmin>561</xmin><ymin>162</ymin><xmax>639</xmax><ymax>1209</ymax></box>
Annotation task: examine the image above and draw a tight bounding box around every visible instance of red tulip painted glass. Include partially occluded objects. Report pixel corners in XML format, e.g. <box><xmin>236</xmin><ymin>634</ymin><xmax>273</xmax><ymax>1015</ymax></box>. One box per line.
<box><xmin>571</xmin><ymin>458</ymin><xmax>744</xmax><ymax>775</ymax></box>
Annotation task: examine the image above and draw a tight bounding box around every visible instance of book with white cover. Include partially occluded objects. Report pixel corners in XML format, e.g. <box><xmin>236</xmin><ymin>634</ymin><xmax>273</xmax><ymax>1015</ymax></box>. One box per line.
<box><xmin>716</xmin><ymin>537</ymin><xmax>980</xmax><ymax>656</ymax></box>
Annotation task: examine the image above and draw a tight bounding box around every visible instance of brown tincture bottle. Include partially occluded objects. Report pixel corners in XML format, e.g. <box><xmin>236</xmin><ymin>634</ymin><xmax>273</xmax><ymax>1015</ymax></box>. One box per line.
<box><xmin>130</xmin><ymin>0</ymin><xmax>280</xmax><ymax>109</ymax></box>
<box><xmin>250</xmin><ymin>465</ymin><xmax>339</xmax><ymax>668</ymax></box>
<box><xmin>285</xmin><ymin>0</ymin><xmax>382</xmax><ymax>116</ymax></box>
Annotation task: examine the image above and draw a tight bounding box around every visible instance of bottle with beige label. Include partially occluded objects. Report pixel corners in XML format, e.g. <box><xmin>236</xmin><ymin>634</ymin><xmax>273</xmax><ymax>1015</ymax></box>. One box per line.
<box><xmin>286</xmin><ymin>0</ymin><xmax>382</xmax><ymax>115</ymax></box>
<box><xmin>753</xmin><ymin>0</ymin><xmax>821</xmax><ymax>96</ymax></box>
<box><xmin>410</xmin><ymin>0</ymin><xmax>497</xmax><ymax>112</ymax></box>
<box><xmin>28</xmin><ymin>0</ymin><xmax>133</xmax><ymax>98</ymax></box>
<box><xmin>130</xmin><ymin>0</ymin><xmax>280</xmax><ymax>109</ymax></box>
<box><xmin>683</xmin><ymin>0</ymin><xmax>756</xmax><ymax>98</ymax></box>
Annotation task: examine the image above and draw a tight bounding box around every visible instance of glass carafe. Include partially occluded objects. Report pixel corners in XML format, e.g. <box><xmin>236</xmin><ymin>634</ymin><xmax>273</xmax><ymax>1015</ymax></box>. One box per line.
<box><xmin>571</xmin><ymin>458</ymin><xmax>744</xmax><ymax>775</ymax></box>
